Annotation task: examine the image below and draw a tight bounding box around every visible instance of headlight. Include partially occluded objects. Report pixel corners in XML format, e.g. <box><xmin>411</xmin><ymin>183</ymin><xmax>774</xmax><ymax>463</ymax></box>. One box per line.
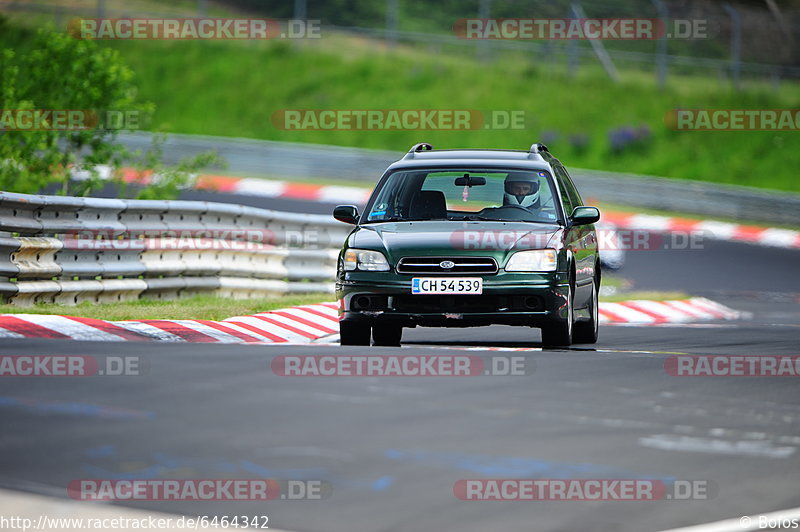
<box><xmin>505</xmin><ymin>249</ymin><xmax>557</xmax><ymax>272</ymax></box>
<box><xmin>343</xmin><ymin>249</ymin><xmax>390</xmax><ymax>271</ymax></box>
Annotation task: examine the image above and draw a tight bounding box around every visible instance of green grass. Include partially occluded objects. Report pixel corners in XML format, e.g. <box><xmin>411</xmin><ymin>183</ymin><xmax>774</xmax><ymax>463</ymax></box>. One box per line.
<box><xmin>2</xmin><ymin>12</ymin><xmax>799</xmax><ymax>192</ymax></box>
<box><xmin>600</xmin><ymin>275</ymin><xmax>688</xmax><ymax>301</ymax></box>
<box><xmin>600</xmin><ymin>274</ymin><xmax>628</xmax><ymax>291</ymax></box>
<box><xmin>0</xmin><ymin>293</ymin><xmax>333</xmax><ymax>321</ymax></box>
<box><xmin>107</xmin><ymin>32</ymin><xmax>799</xmax><ymax>192</ymax></box>
<box><xmin>600</xmin><ymin>291</ymin><xmax>690</xmax><ymax>302</ymax></box>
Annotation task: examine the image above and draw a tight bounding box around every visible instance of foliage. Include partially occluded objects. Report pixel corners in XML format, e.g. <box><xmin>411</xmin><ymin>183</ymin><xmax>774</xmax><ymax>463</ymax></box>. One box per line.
<box><xmin>0</xmin><ymin>26</ymin><xmax>220</xmax><ymax>198</ymax></box>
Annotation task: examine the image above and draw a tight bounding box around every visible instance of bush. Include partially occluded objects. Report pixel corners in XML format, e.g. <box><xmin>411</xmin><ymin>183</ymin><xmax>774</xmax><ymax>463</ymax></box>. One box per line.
<box><xmin>0</xmin><ymin>28</ymin><xmax>220</xmax><ymax>198</ymax></box>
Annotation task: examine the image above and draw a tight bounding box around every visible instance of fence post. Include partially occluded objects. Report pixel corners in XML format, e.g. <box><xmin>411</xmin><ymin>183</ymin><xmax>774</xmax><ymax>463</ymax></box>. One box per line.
<box><xmin>386</xmin><ymin>0</ymin><xmax>399</xmax><ymax>48</ymax></box>
<box><xmin>566</xmin><ymin>40</ymin><xmax>579</xmax><ymax>77</ymax></box>
<box><xmin>96</xmin><ymin>0</ymin><xmax>105</xmax><ymax>18</ymax></box>
<box><xmin>652</xmin><ymin>0</ymin><xmax>668</xmax><ymax>89</ymax></box>
<box><xmin>294</xmin><ymin>0</ymin><xmax>307</xmax><ymax>21</ymax></box>
<box><xmin>476</xmin><ymin>0</ymin><xmax>491</xmax><ymax>63</ymax></box>
<box><xmin>566</xmin><ymin>3</ymin><xmax>579</xmax><ymax>78</ymax></box>
<box><xmin>571</xmin><ymin>1</ymin><xmax>620</xmax><ymax>82</ymax></box>
<box><xmin>723</xmin><ymin>3</ymin><xmax>742</xmax><ymax>90</ymax></box>
<box><xmin>197</xmin><ymin>0</ymin><xmax>208</xmax><ymax>17</ymax></box>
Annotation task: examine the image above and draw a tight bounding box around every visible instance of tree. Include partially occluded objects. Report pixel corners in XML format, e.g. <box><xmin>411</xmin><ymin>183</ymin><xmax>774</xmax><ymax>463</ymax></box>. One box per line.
<box><xmin>0</xmin><ymin>26</ymin><xmax>220</xmax><ymax>198</ymax></box>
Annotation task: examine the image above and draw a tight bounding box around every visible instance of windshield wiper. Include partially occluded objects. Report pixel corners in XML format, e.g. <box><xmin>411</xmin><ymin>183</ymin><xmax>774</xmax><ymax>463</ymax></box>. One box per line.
<box><xmin>365</xmin><ymin>217</ymin><xmax>427</xmax><ymax>223</ymax></box>
<box><xmin>465</xmin><ymin>216</ymin><xmax>558</xmax><ymax>223</ymax></box>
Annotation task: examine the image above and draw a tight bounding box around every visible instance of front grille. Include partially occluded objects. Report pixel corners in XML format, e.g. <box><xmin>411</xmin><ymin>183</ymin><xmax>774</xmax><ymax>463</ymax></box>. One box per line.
<box><xmin>396</xmin><ymin>256</ymin><xmax>498</xmax><ymax>275</ymax></box>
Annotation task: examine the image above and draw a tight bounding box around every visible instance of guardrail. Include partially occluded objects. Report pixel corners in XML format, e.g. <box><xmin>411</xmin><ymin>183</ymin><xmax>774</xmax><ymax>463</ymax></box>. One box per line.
<box><xmin>0</xmin><ymin>191</ymin><xmax>350</xmax><ymax>306</ymax></box>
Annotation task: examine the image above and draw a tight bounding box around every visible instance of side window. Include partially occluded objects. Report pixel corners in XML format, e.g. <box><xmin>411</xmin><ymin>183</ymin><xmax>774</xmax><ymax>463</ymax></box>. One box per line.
<box><xmin>561</xmin><ymin>166</ymin><xmax>584</xmax><ymax>208</ymax></box>
<box><xmin>553</xmin><ymin>165</ymin><xmax>574</xmax><ymax>216</ymax></box>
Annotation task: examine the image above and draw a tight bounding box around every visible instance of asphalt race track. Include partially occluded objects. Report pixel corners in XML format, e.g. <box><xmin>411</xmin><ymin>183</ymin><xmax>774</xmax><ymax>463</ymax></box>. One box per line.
<box><xmin>0</xmin><ymin>191</ymin><xmax>798</xmax><ymax>532</ymax></box>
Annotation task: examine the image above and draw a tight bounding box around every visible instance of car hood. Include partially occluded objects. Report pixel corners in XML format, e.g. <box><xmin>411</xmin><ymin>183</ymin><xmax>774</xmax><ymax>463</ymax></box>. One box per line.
<box><xmin>347</xmin><ymin>221</ymin><xmax>563</xmax><ymax>263</ymax></box>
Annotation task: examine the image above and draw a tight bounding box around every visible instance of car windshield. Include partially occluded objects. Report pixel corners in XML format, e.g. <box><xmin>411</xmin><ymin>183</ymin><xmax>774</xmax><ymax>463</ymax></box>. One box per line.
<box><xmin>364</xmin><ymin>168</ymin><xmax>560</xmax><ymax>224</ymax></box>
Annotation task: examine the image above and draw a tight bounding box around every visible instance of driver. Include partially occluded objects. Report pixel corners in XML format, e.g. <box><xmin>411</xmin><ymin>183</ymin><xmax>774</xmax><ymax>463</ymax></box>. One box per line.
<box><xmin>503</xmin><ymin>173</ymin><xmax>541</xmax><ymax>210</ymax></box>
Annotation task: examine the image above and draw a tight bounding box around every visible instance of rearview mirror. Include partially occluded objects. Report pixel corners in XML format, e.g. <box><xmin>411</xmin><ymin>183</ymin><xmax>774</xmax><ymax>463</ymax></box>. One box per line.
<box><xmin>570</xmin><ymin>206</ymin><xmax>600</xmax><ymax>226</ymax></box>
<box><xmin>454</xmin><ymin>175</ymin><xmax>486</xmax><ymax>187</ymax></box>
<box><xmin>333</xmin><ymin>205</ymin><xmax>359</xmax><ymax>225</ymax></box>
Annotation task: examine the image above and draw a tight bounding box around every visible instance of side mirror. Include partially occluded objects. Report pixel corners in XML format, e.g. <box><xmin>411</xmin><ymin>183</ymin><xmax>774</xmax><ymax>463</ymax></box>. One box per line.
<box><xmin>333</xmin><ymin>205</ymin><xmax>359</xmax><ymax>225</ymax></box>
<box><xmin>570</xmin><ymin>206</ymin><xmax>600</xmax><ymax>226</ymax></box>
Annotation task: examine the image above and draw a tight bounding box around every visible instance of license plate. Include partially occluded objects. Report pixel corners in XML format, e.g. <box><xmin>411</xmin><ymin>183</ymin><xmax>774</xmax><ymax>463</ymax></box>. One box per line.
<box><xmin>411</xmin><ymin>277</ymin><xmax>483</xmax><ymax>295</ymax></box>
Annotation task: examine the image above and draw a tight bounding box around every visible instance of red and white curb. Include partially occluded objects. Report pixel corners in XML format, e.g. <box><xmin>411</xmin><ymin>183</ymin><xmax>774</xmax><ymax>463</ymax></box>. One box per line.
<box><xmin>599</xmin><ymin>297</ymin><xmax>748</xmax><ymax>325</ymax></box>
<box><xmin>0</xmin><ymin>298</ymin><xmax>746</xmax><ymax>343</ymax></box>
<box><xmin>0</xmin><ymin>303</ymin><xmax>340</xmax><ymax>344</ymax></box>
<box><xmin>601</xmin><ymin>211</ymin><xmax>800</xmax><ymax>249</ymax></box>
<box><xmin>196</xmin><ymin>174</ymin><xmax>374</xmax><ymax>205</ymax></box>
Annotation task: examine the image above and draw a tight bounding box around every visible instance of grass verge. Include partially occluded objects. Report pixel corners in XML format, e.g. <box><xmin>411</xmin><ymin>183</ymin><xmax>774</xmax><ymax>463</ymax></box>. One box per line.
<box><xmin>600</xmin><ymin>275</ymin><xmax>688</xmax><ymax>302</ymax></box>
<box><xmin>0</xmin><ymin>293</ymin><xmax>333</xmax><ymax>321</ymax></box>
<box><xmin>600</xmin><ymin>291</ymin><xmax>690</xmax><ymax>303</ymax></box>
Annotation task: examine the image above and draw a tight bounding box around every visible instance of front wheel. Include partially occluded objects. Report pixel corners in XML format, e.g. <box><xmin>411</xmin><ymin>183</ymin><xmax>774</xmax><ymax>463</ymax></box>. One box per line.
<box><xmin>573</xmin><ymin>280</ymin><xmax>599</xmax><ymax>344</ymax></box>
<box><xmin>340</xmin><ymin>321</ymin><xmax>371</xmax><ymax>346</ymax></box>
<box><xmin>541</xmin><ymin>285</ymin><xmax>573</xmax><ymax>348</ymax></box>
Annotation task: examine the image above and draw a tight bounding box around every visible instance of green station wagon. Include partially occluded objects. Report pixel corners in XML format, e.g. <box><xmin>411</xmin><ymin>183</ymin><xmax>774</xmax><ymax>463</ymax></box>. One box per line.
<box><xmin>333</xmin><ymin>143</ymin><xmax>601</xmax><ymax>348</ymax></box>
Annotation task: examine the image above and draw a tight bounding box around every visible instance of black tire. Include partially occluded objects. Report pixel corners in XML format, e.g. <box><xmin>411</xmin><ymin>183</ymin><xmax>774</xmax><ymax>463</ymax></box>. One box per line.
<box><xmin>340</xmin><ymin>321</ymin><xmax>371</xmax><ymax>346</ymax></box>
<box><xmin>541</xmin><ymin>283</ymin><xmax>573</xmax><ymax>348</ymax></box>
<box><xmin>573</xmin><ymin>280</ymin><xmax>599</xmax><ymax>344</ymax></box>
<box><xmin>372</xmin><ymin>324</ymin><xmax>403</xmax><ymax>346</ymax></box>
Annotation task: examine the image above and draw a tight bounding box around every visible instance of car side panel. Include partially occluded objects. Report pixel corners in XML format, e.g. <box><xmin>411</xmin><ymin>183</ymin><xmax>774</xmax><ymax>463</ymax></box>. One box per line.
<box><xmin>555</xmin><ymin>165</ymin><xmax>597</xmax><ymax>310</ymax></box>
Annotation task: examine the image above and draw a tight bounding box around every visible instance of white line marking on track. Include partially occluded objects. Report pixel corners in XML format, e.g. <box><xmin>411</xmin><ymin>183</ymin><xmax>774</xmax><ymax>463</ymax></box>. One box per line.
<box><xmin>658</xmin><ymin>505</ymin><xmax>800</xmax><ymax>531</ymax></box>
<box><xmin>639</xmin><ymin>434</ymin><xmax>796</xmax><ymax>458</ymax></box>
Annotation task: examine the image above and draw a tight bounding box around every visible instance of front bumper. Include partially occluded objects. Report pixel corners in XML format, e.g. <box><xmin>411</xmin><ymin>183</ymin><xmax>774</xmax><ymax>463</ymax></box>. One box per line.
<box><xmin>336</xmin><ymin>272</ymin><xmax>570</xmax><ymax>328</ymax></box>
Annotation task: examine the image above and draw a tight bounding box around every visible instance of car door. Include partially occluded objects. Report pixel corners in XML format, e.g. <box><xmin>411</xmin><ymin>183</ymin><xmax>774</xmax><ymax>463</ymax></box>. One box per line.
<box><xmin>554</xmin><ymin>165</ymin><xmax>597</xmax><ymax>308</ymax></box>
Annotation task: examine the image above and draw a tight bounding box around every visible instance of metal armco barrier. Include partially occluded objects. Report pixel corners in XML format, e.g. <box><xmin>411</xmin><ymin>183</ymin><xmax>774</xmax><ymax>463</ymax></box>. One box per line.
<box><xmin>0</xmin><ymin>191</ymin><xmax>350</xmax><ymax>306</ymax></box>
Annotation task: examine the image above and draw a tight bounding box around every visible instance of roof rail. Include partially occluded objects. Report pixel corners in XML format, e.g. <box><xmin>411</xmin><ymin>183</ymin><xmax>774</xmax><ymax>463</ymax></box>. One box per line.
<box><xmin>529</xmin><ymin>143</ymin><xmax>549</xmax><ymax>155</ymax></box>
<box><xmin>403</xmin><ymin>143</ymin><xmax>434</xmax><ymax>159</ymax></box>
